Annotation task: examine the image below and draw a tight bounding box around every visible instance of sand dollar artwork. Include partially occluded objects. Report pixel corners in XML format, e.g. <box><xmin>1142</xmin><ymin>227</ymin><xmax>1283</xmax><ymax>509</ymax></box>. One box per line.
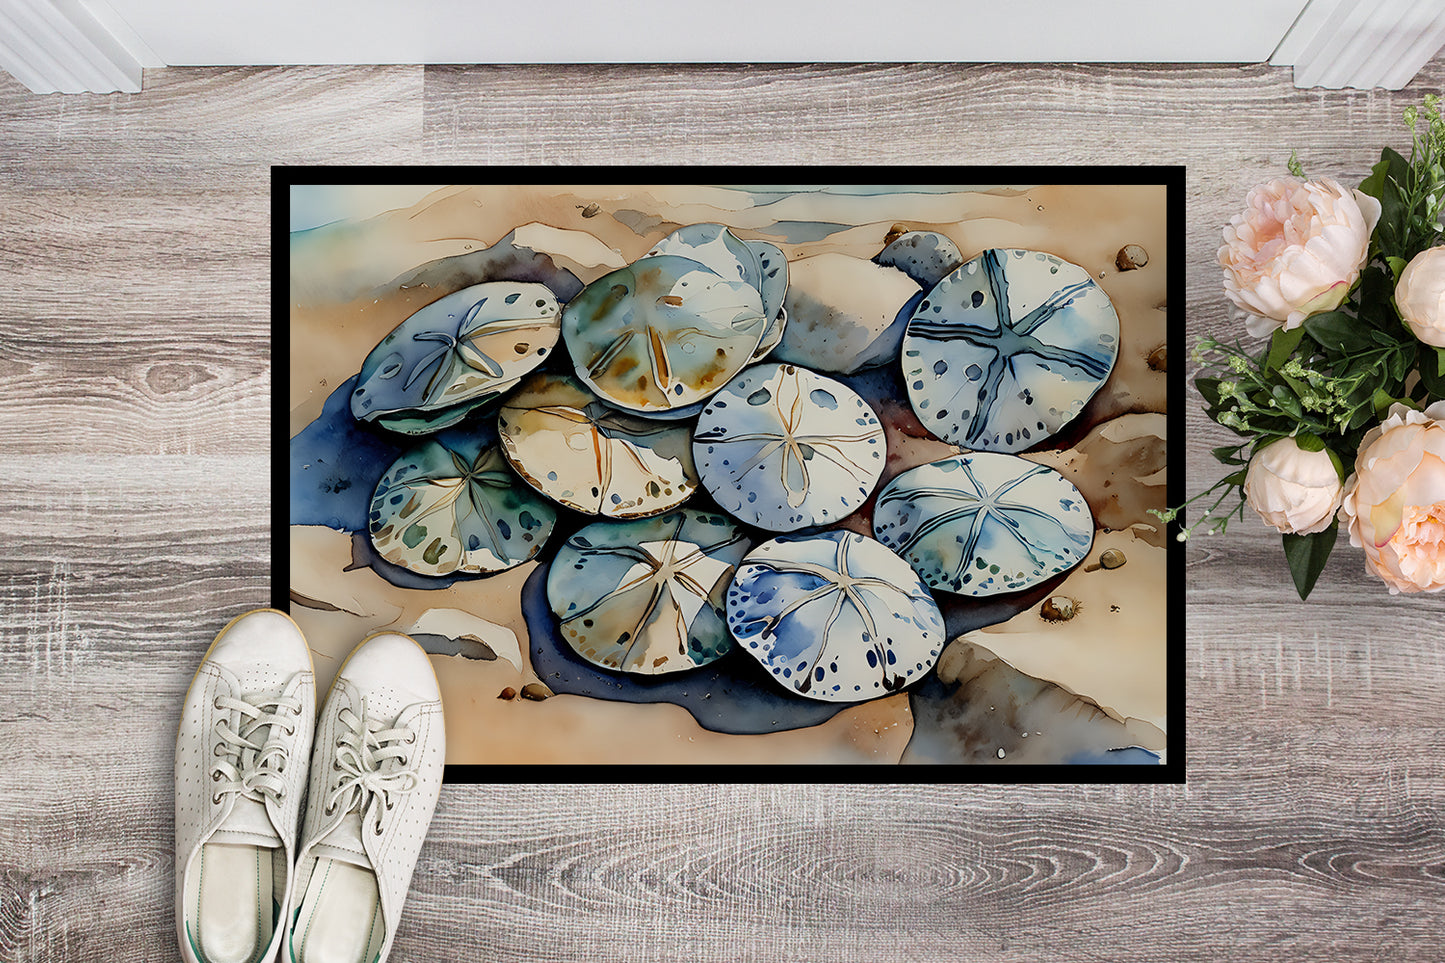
<box><xmin>693</xmin><ymin>363</ymin><xmax>886</xmax><ymax>532</ymax></box>
<box><xmin>563</xmin><ymin>254</ymin><xmax>768</xmax><ymax>415</ymax></box>
<box><xmin>744</xmin><ymin>238</ymin><xmax>789</xmax><ymax>362</ymax></box>
<box><xmin>498</xmin><ymin>371</ymin><xmax>696</xmax><ymax>518</ymax></box>
<box><xmin>351</xmin><ymin>281</ymin><xmax>561</xmax><ymax>434</ymax></box>
<box><xmin>903</xmin><ymin>248</ymin><xmax>1119</xmax><ymax>452</ymax></box>
<box><xmin>369</xmin><ymin>436</ymin><xmax>557</xmax><ymax>576</ymax></box>
<box><xmin>548</xmin><ymin>509</ymin><xmax>751</xmax><ymax>675</ymax></box>
<box><xmin>872</xmin><ymin>452</ymin><xmax>1094</xmax><ymax>596</ymax></box>
<box><xmin>875</xmin><ymin>230</ymin><xmax>964</xmax><ymax>290</ymax></box>
<box><xmin>643</xmin><ymin>223</ymin><xmax>764</xmax><ymax>291</ymax></box>
<box><xmin>726</xmin><ymin>530</ymin><xmax>946</xmax><ymax>702</ymax></box>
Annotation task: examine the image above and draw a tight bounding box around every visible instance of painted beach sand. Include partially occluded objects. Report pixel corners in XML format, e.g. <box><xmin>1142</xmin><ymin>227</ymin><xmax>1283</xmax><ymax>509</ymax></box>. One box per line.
<box><xmin>288</xmin><ymin>183</ymin><xmax>1170</xmax><ymax>766</ymax></box>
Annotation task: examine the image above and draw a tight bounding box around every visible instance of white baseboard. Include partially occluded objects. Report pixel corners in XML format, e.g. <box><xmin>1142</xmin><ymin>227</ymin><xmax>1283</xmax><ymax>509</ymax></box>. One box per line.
<box><xmin>1271</xmin><ymin>0</ymin><xmax>1445</xmax><ymax>89</ymax></box>
<box><xmin>0</xmin><ymin>0</ymin><xmax>151</xmax><ymax>93</ymax></box>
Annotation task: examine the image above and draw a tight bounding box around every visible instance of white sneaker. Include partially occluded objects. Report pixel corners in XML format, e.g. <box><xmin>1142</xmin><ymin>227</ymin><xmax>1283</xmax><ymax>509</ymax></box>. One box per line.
<box><xmin>285</xmin><ymin>632</ymin><xmax>445</xmax><ymax>963</ymax></box>
<box><xmin>175</xmin><ymin>609</ymin><xmax>316</xmax><ymax>963</ymax></box>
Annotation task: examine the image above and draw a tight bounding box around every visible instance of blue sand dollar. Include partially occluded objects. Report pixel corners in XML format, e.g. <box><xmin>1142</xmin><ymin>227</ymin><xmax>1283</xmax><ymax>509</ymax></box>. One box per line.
<box><xmin>875</xmin><ymin>231</ymin><xmax>964</xmax><ymax>290</ymax></box>
<box><xmin>903</xmin><ymin>248</ymin><xmax>1119</xmax><ymax>452</ymax></box>
<box><xmin>369</xmin><ymin>435</ymin><xmax>557</xmax><ymax>576</ymax></box>
<box><xmin>743</xmin><ymin>239</ymin><xmax>789</xmax><ymax>361</ymax></box>
<box><xmin>351</xmin><ymin>281</ymin><xmax>561</xmax><ymax>434</ymax></box>
<box><xmin>872</xmin><ymin>453</ymin><xmax>1094</xmax><ymax>596</ymax></box>
<box><xmin>498</xmin><ymin>371</ymin><xmax>696</xmax><ymax>518</ymax></box>
<box><xmin>563</xmin><ymin>254</ymin><xmax>768</xmax><ymax>415</ymax></box>
<box><xmin>693</xmin><ymin>363</ymin><xmax>885</xmax><ymax>532</ymax></box>
<box><xmin>548</xmin><ymin>509</ymin><xmax>750</xmax><ymax>675</ymax></box>
<box><xmin>726</xmin><ymin>530</ymin><xmax>946</xmax><ymax>702</ymax></box>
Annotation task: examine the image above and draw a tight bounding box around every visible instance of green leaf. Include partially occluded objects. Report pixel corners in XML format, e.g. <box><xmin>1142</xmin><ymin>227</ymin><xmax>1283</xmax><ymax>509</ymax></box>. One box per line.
<box><xmin>1387</xmin><ymin>256</ymin><xmax>1409</xmax><ymax>283</ymax></box>
<box><xmin>1304</xmin><ymin>311</ymin><xmax>1375</xmax><ymax>353</ymax></box>
<box><xmin>1325</xmin><ymin>446</ymin><xmax>1346</xmax><ymax>481</ymax></box>
<box><xmin>1196</xmin><ymin>377</ymin><xmax>1223</xmax><ymax>407</ymax></box>
<box><xmin>1221</xmin><ymin>470</ymin><xmax>1247</xmax><ymax>487</ymax></box>
<box><xmin>1271</xmin><ymin>384</ymin><xmax>1303</xmax><ymax>418</ymax></box>
<box><xmin>1294</xmin><ymin>431</ymin><xmax>1325</xmax><ymax>452</ymax></box>
<box><xmin>1359</xmin><ymin>156</ymin><xmax>1391</xmax><ymax>200</ymax></box>
<box><xmin>1282</xmin><ymin>521</ymin><xmax>1339</xmax><ymax>601</ymax></box>
<box><xmin>1212</xmin><ymin>444</ymin><xmax>1247</xmax><ymax>465</ymax></box>
<box><xmin>1265</xmin><ymin>326</ymin><xmax>1305</xmax><ymax>374</ymax></box>
<box><xmin>1374</xmin><ymin>388</ymin><xmax>1395</xmax><ymax>419</ymax></box>
<box><xmin>1288</xmin><ymin>150</ymin><xmax>1306</xmax><ymax>178</ymax></box>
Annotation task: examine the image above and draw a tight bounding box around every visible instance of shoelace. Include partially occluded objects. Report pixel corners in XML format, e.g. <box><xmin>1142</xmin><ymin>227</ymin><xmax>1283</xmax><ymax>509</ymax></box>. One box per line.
<box><xmin>211</xmin><ymin>693</ymin><xmax>302</xmax><ymax>806</ymax></box>
<box><xmin>323</xmin><ymin>703</ymin><xmax>419</xmax><ymax>835</ymax></box>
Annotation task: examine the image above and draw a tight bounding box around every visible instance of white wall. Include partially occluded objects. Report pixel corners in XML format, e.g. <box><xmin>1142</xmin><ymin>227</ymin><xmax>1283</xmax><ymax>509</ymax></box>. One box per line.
<box><xmin>97</xmin><ymin>0</ymin><xmax>1310</xmax><ymax>65</ymax></box>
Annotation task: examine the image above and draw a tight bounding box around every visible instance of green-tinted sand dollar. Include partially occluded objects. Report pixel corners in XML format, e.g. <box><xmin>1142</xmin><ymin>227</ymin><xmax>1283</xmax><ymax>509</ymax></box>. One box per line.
<box><xmin>498</xmin><ymin>371</ymin><xmax>696</xmax><ymax>518</ymax></box>
<box><xmin>903</xmin><ymin>248</ymin><xmax>1119</xmax><ymax>452</ymax></box>
<box><xmin>369</xmin><ymin>435</ymin><xmax>557</xmax><ymax>576</ymax></box>
<box><xmin>872</xmin><ymin>452</ymin><xmax>1094</xmax><ymax>596</ymax></box>
<box><xmin>562</xmin><ymin>254</ymin><xmax>768</xmax><ymax>415</ymax></box>
<box><xmin>548</xmin><ymin>509</ymin><xmax>751</xmax><ymax>675</ymax></box>
<box><xmin>351</xmin><ymin>281</ymin><xmax>561</xmax><ymax>434</ymax></box>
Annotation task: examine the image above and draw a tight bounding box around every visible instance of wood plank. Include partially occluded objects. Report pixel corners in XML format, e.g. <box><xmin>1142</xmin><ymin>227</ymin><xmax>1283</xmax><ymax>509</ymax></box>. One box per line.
<box><xmin>2</xmin><ymin>55</ymin><xmax>1445</xmax><ymax>963</ymax></box>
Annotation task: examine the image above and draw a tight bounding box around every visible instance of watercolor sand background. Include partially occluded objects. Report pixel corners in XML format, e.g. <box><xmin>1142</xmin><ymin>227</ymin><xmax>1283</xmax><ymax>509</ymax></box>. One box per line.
<box><xmin>287</xmin><ymin>183</ymin><xmax>1170</xmax><ymax>767</ymax></box>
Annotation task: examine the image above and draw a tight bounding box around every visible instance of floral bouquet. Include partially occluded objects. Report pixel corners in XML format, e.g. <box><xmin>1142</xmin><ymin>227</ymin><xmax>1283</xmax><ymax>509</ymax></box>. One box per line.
<box><xmin>1179</xmin><ymin>97</ymin><xmax>1445</xmax><ymax>598</ymax></box>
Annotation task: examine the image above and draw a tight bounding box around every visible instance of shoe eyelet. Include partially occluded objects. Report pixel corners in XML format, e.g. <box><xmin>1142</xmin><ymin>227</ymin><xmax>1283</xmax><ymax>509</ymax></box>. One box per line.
<box><xmin>324</xmin><ymin>803</ymin><xmax>335</xmax><ymax>815</ymax></box>
<box><xmin>372</xmin><ymin>822</ymin><xmax>384</xmax><ymax>836</ymax></box>
<box><xmin>211</xmin><ymin>793</ymin><xmax>223</xmax><ymax>804</ymax></box>
<box><xmin>404</xmin><ymin>733</ymin><xmax>416</xmax><ymax>745</ymax></box>
<box><xmin>211</xmin><ymin>771</ymin><xmax>221</xmax><ymax>782</ymax></box>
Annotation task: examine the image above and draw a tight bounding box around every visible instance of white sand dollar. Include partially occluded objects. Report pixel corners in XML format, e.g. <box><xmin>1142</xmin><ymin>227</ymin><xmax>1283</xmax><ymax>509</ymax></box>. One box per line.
<box><xmin>693</xmin><ymin>363</ymin><xmax>885</xmax><ymax>532</ymax></box>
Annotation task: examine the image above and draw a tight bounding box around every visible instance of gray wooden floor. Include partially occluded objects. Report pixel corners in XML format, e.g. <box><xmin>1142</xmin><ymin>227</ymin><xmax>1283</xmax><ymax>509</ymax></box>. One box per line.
<box><xmin>4</xmin><ymin>58</ymin><xmax>1445</xmax><ymax>961</ymax></box>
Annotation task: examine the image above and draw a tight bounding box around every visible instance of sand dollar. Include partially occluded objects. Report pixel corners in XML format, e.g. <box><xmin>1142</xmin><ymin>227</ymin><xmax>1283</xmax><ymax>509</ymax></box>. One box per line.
<box><xmin>743</xmin><ymin>239</ymin><xmax>789</xmax><ymax>361</ymax></box>
<box><xmin>369</xmin><ymin>435</ymin><xmax>556</xmax><ymax>576</ymax></box>
<box><xmin>902</xmin><ymin>248</ymin><xmax>1119</xmax><ymax>452</ymax></box>
<box><xmin>498</xmin><ymin>371</ymin><xmax>696</xmax><ymax>518</ymax></box>
<box><xmin>548</xmin><ymin>509</ymin><xmax>751</xmax><ymax>675</ymax></box>
<box><xmin>694</xmin><ymin>363</ymin><xmax>884</xmax><ymax>531</ymax></box>
<box><xmin>872</xmin><ymin>452</ymin><xmax>1094</xmax><ymax>596</ymax></box>
<box><xmin>563</xmin><ymin>255</ymin><xmax>768</xmax><ymax>414</ymax></box>
<box><xmin>351</xmin><ymin>281</ymin><xmax>561</xmax><ymax>434</ymax></box>
<box><xmin>643</xmin><ymin>223</ymin><xmax>764</xmax><ymax>291</ymax></box>
<box><xmin>726</xmin><ymin>530</ymin><xmax>945</xmax><ymax>702</ymax></box>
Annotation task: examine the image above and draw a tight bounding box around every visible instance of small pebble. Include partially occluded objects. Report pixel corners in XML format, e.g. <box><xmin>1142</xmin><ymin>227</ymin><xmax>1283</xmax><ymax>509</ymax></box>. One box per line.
<box><xmin>580</xmin><ymin>203</ymin><xmax>600</xmax><ymax>218</ymax></box>
<box><xmin>520</xmin><ymin>682</ymin><xmax>552</xmax><ymax>701</ymax></box>
<box><xmin>997</xmin><ymin>747</ymin><xmax>1006</xmax><ymax>759</ymax></box>
<box><xmin>1100</xmin><ymin>549</ymin><xmax>1127</xmax><ymax>570</ymax></box>
<box><xmin>1147</xmin><ymin>344</ymin><xmax>1167</xmax><ymax>372</ymax></box>
<box><xmin>499</xmin><ymin>687</ymin><xmax>517</xmax><ymax>700</ymax></box>
<box><xmin>1040</xmin><ymin>596</ymin><xmax>1077</xmax><ymax>621</ymax></box>
<box><xmin>1115</xmin><ymin>244</ymin><xmax>1149</xmax><ymax>271</ymax></box>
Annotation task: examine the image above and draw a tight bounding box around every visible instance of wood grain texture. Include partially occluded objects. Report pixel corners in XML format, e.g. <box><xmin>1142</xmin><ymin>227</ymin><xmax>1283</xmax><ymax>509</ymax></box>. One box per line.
<box><xmin>3</xmin><ymin>56</ymin><xmax>1445</xmax><ymax>962</ymax></box>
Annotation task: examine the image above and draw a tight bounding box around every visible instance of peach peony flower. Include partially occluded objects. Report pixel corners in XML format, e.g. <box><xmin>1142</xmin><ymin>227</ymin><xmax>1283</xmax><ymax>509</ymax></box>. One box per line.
<box><xmin>1396</xmin><ymin>246</ymin><xmax>1445</xmax><ymax>348</ymax></box>
<box><xmin>1218</xmin><ymin>177</ymin><xmax>1382</xmax><ymax>339</ymax></box>
<box><xmin>1243</xmin><ymin>436</ymin><xmax>1344</xmax><ymax>535</ymax></box>
<box><xmin>1340</xmin><ymin>401</ymin><xmax>1445</xmax><ymax>594</ymax></box>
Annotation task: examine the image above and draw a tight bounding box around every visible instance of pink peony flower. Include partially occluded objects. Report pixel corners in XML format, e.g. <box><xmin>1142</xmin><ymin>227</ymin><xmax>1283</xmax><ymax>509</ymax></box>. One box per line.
<box><xmin>1396</xmin><ymin>246</ymin><xmax>1445</xmax><ymax>349</ymax></box>
<box><xmin>1340</xmin><ymin>401</ymin><xmax>1445</xmax><ymax>594</ymax></box>
<box><xmin>1218</xmin><ymin>177</ymin><xmax>1382</xmax><ymax>338</ymax></box>
<box><xmin>1243</xmin><ymin>436</ymin><xmax>1343</xmax><ymax>535</ymax></box>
